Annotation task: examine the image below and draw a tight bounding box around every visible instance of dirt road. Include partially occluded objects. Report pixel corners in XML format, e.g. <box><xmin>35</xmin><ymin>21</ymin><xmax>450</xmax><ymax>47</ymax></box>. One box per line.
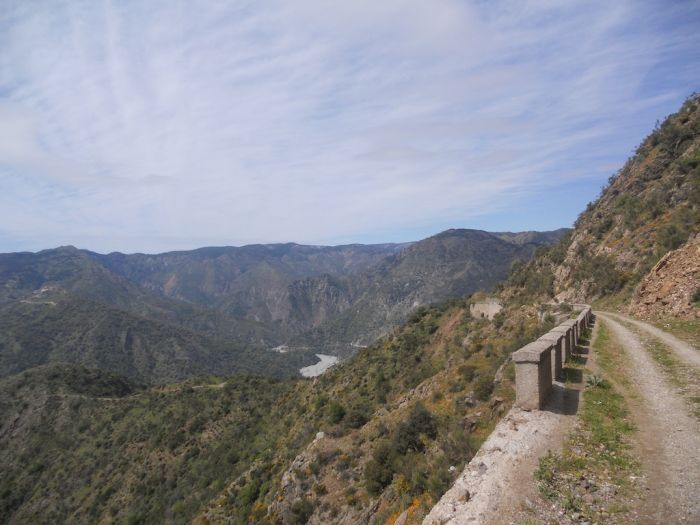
<box><xmin>600</xmin><ymin>311</ymin><xmax>700</xmax><ymax>367</ymax></box>
<box><xmin>597</xmin><ymin>313</ymin><xmax>700</xmax><ymax>524</ymax></box>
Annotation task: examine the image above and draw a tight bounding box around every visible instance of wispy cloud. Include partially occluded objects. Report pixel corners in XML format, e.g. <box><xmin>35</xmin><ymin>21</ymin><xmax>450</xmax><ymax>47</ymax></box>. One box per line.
<box><xmin>0</xmin><ymin>0</ymin><xmax>698</xmax><ymax>252</ymax></box>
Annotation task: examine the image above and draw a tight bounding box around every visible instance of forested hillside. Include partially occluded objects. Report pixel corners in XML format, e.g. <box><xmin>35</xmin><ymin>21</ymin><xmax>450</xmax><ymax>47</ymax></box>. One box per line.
<box><xmin>0</xmin><ymin>296</ymin><xmax>562</xmax><ymax>524</ymax></box>
<box><xmin>0</xmin><ymin>299</ymin><xmax>306</xmax><ymax>384</ymax></box>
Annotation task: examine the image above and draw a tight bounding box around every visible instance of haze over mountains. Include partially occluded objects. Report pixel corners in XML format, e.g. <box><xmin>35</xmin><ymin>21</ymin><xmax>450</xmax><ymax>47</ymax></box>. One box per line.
<box><xmin>0</xmin><ymin>228</ymin><xmax>566</xmax><ymax>383</ymax></box>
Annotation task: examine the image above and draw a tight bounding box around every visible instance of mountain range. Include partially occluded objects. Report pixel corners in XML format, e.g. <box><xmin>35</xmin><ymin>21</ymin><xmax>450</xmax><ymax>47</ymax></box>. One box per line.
<box><xmin>0</xmin><ymin>228</ymin><xmax>566</xmax><ymax>383</ymax></box>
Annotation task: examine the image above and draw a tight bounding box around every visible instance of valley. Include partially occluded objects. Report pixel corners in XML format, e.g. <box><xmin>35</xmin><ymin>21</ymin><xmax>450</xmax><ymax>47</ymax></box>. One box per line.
<box><xmin>0</xmin><ymin>228</ymin><xmax>566</xmax><ymax>383</ymax></box>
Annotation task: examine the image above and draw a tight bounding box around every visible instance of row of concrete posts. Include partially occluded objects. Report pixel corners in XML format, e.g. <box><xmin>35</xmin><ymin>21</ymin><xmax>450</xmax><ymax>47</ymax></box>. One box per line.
<box><xmin>512</xmin><ymin>306</ymin><xmax>593</xmax><ymax>410</ymax></box>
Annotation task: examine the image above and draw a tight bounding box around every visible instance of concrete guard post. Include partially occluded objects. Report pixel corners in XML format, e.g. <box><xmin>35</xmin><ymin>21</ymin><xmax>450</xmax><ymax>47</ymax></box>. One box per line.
<box><xmin>538</xmin><ymin>332</ymin><xmax>564</xmax><ymax>381</ymax></box>
<box><xmin>513</xmin><ymin>340</ymin><xmax>553</xmax><ymax>410</ymax></box>
<box><xmin>560</xmin><ymin>319</ymin><xmax>577</xmax><ymax>359</ymax></box>
<box><xmin>549</xmin><ymin>325</ymin><xmax>572</xmax><ymax>364</ymax></box>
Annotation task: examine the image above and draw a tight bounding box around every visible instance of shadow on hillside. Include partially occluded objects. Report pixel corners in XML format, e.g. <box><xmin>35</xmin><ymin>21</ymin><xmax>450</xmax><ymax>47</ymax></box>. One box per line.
<box><xmin>563</xmin><ymin>367</ymin><xmax>583</xmax><ymax>383</ymax></box>
<box><xmin>543</xmin><ymin>323</ymin><xmax>597</xmax><ymax>416</ymax></box>
<box><xmin>544</xmin><ymin>383</ymin><xmax>580</xmax><ymax>415</ymax></box>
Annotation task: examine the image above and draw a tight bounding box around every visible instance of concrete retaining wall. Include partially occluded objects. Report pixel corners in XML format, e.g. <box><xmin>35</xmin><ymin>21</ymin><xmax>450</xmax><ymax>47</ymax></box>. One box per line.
<box><xmin>512</xmin><ymin>305</ymin><xmax>592</xmax><ymax>410</ymax></box>
<box><xmin>469</xmin><ymin>299</ymin><xmax>503</xmax><ymax>320</ymax></box>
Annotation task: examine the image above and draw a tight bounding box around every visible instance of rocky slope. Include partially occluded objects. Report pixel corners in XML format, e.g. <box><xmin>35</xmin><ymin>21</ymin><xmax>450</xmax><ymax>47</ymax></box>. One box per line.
<box><xmin>628</xmin><ymin>233</ymin><xmax>700</xmax><ymax>319</ymax></box>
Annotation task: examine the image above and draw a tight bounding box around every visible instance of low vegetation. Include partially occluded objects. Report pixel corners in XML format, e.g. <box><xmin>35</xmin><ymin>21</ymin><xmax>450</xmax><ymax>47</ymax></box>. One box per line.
<box><xmin>651</xmin><ymin>318</ymin><xmax>700</xmax><ymax>350</ymax></box>
<box><xmin>0</xmin><ymin>298</ymin><xmax>311</xmax><ymax>384</ymax></box>
<box><xmin>0</xmin><ymin>365</ymin><xmax>296</xmax><ymax>524</ymax></box>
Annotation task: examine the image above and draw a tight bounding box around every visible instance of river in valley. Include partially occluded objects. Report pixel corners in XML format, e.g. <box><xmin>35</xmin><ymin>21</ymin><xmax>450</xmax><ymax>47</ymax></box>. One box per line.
<box><xmin>299</xmin><ymin>354</ymin><xmax>339</xmax><ymax>377</ymax></box>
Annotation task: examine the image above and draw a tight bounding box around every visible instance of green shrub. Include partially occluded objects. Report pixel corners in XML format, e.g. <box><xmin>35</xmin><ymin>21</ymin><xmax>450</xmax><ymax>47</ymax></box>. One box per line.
<box><xmin>364</xmin><ymin>440</ymin><xmax>394</xmax><ymax>495</ymax></box>
<box><xmin>458</xmin><ymin>365</ymin><xmax>476</xmax><ymax>382</ymax></box>
<box><xmin>615</xmin><ymin>194</ymin><xmax>642</xmax><ymax>229</ymax></box>
<box><xmin>692</xmin><ymin>286</ymin><xmax>700</xmax><ymax>305</ymax></box>
<box><xmin>392</xmin><ymin>403</ymin><xmax>437</xmax><ymax>455</ymax></box>
<box><xmin>658</xmin><ymin>207</ymin><xmax>695</xmax><ymax>252</ymax></box>
<box><xmin>290</xmin><ymin>498</ymin><xmax>314</xmax><ymax>525</ymax></box>
<box><xmin>571</xmin><ymin>251</ymin><xmax>626</xmax><ymax>296</ymax></box>
<box><xmin>327</xmin><ymin>402</ymin><xmax>346</xmax><ymax>424</ymax></box>
<box><xmin>474</xmin><ymin>374</ymin><xmax>494</xmax><ymax>401</ymax></box>
<box><xmin>344</xmin><ymin>409</ymin><xmax>368</xmax><ymax>429</ymax></box>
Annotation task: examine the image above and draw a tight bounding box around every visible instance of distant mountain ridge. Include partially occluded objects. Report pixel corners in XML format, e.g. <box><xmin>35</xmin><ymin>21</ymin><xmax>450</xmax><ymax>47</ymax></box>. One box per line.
<box><xmin>290</xmin><ymin>228</ymin><xmax>570</xmax><ymax>350</ymax></box>
<box><xmin>0</xmin><ymin>228</ymin><xmax>567</xmax><ymax>382</ymax></box>
<box><xmin>96</xmin><ymin>228</ymin><xmax>567</xmax><ymax>350</ymax></box>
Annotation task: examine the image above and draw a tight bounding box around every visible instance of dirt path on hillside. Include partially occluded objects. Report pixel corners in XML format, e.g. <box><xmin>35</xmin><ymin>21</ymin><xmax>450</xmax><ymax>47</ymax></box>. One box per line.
<box><xmin>600</xmin><ymin>311</ymin><xmax>700</xmax><ymax>366</ymax></box>
<box><xmin>597</xmin><ymin>314</ymin><xmax>700</xmax><ymax>524</ymax></box>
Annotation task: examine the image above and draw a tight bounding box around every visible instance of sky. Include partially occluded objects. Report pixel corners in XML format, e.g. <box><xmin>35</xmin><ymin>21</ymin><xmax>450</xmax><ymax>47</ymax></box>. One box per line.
<box><xmin>1</xmin><ymin>0</ymin><xmax>699</xmax><ymax>254</ymax></box>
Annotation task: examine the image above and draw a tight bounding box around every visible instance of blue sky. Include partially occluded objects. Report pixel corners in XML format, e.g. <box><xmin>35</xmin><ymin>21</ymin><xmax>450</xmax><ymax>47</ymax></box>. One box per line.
<box><xmin>1</xmin><ymin>0</ymin><xmax>699</xmax><ymax>253</ymax></box>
